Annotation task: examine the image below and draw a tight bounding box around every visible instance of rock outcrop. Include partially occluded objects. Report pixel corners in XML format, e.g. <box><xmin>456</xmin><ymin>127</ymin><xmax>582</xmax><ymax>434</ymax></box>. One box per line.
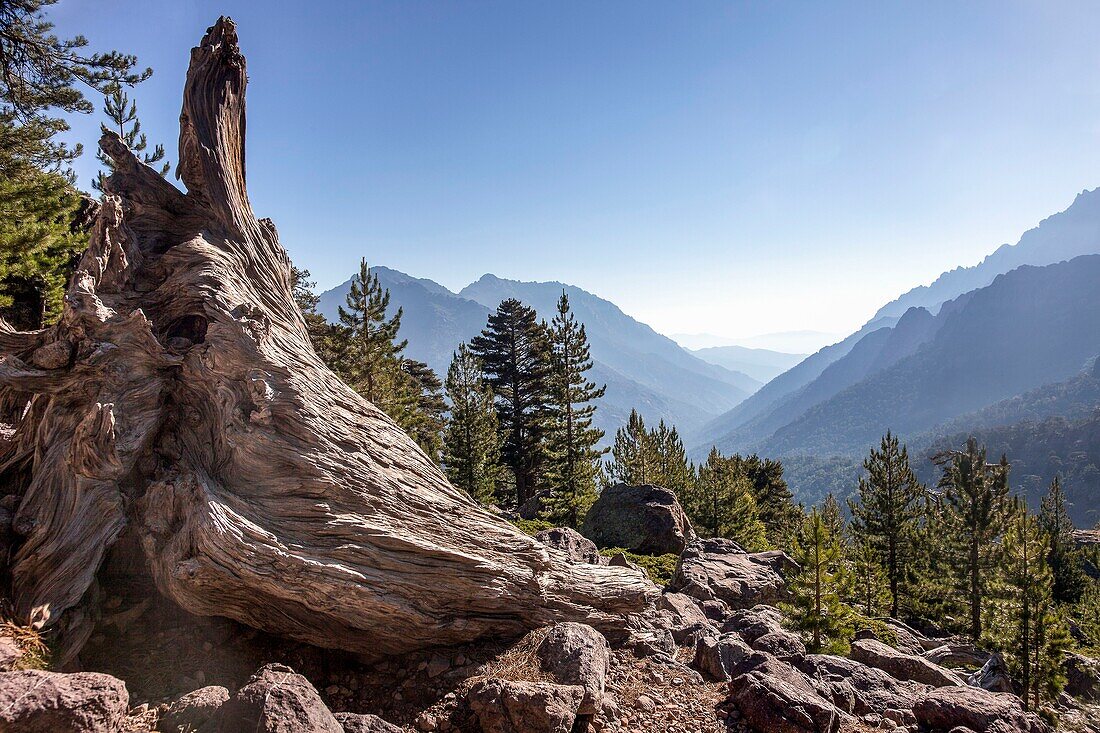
<box><xmin>211</xmin><ymin>663</ymin><xmax>342</xmax><ymax>733</ymax></box>
<box><xmin>670</xmin><ymin>540</ymin><xmax>795</xmax><ymax>613</ymax></box>
<box><xmin>467</xmin><ymin>678</ymin><xmax>585</xmax><ymax>733</ymax></box>
<box><xmin>157</xmin><ymin>685</ymin><xmax>229</xmax><ymax>732</ymax></box>
<box><xmin>533</xmin><ymin>527</ymin><xmax>604</xmax><ymax>565</ymax></box>
<box><xmin>849</xmin><ymin>637</ymin><xmax>964</xmax><ymax>688</ymax></box>
<box><xmin>911</xmin><ymin>686</ymin><xmax>1050</xmax><ymax>733</ymax></box>
<box><xmin>581</xmin><ymin>484</ymin><xmax>696</xmax><ymax>555</ymax></box>
<box><xmin>0</xmin><ymin>669</ymin><xmax>129</xmax><ymax>733</ymax></box>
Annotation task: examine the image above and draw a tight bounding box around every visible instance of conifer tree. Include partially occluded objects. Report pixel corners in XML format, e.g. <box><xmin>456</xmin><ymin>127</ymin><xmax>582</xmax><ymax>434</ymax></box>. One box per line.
<box><xmin>290</xmin><ymin>265</ymin><xmax>346</xmax><ymax>370</ymax></box>
<box><xmin>398</xmin><ymin>358</ymin><xmax>447</xmax><ymax>460</ymax></box>
<box><xmin>734</xmin><ymin>454</ymin><xmax>802</xmax><ymax>548</ymax></box>
<box><xmin>93</xmin><ymin>82</ymin><xmax>168</xmax><ymax>190</ymax></box>
<box><xmin>849</xmin><ymin>539</ymin><xmax>891</xmax><ymax>618</ymax></box>
<box><xmin>849</xmin><ymin>431</ymin><xmax>926</xmax><ymax>617</ymax></box>
<box><xmin>685</xmin><ymin>448</ymin><xmax>767</xmax><ymax>550</ymax></box>
<box><xmin>604</xmin><ymin>409</ymin><xmax>655</xmax><ymax>486</ymax></box>
<box><xmin>649</xmin><ymin>421</ymin><xmax>695</xmax><ymax>496</ymax></box>
<box><xmin>470</xmin><ymin>298</ymin><xmax>552</xmax><ymax>506</ymax></box>
<box><xmin>783</xmin><ymin>508</ymin><xmax>854</xmax><ymax>653</ymax></box>
<box><xmin>935</xmin><ymin>437</ymin><xmax>1012</xmax><ymax>641</ymax></box>
<box><xmin>1038</xmin><ymin>476</ymin><xmax>1086</xmax><ymax>605</ymax></box>
<box><xmin>821</xmin><ymin>493</ymin><xmax>845</xmax><ymax>539</ymax></box>
<box><xmin>543</xmin><ymin>292</ymin><xmax>606</xmax><ymax>528</ymax></box>
<box><xmin>442</xmin><ymin>345</ymin><xmax>502</xmax><ymax>504</ymax></box>
<box><xmin>996</xmin><ymin>502</ymin><xmax>1071</xmax><ymax>711</ymax></box>
<box><xmin>906</xmin><ymin>492</ymin><xmax>958</xmax><ymax>625</ymax></box>
<box><xmin>336</xmin><ymin>258</ymin><xmax>406</xmax><ymax>404</ymax></box>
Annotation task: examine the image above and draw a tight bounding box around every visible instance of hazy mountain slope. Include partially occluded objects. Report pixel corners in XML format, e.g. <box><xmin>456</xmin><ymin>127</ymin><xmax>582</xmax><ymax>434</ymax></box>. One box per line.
<box><xmin>760</xmin><ymin>255</ymin><xmax>1100</xmax><ymax>457</ymax></box>
<box><xmin>317</xmin><ymin>266</ymin><xmax>491</xmax><ymax>378</ymax></box>
<box><xmin>690</xmin><ymin>345</ymin><xmax>807</xmax><ymax>383</ymax></box>
<box><xmin>459</xmin><ymin>274</ymin><xmax>759</xmax><ymax>406</ymax></box>
<box><xmin>873</xmin><ymin>187</ymin><xmax>1100</xmax><ymax>321</ymax></box>
<box><xmin>691</xmin><ymin>315</ymin><xmax>900</xmax><ymax>453</ymax></box>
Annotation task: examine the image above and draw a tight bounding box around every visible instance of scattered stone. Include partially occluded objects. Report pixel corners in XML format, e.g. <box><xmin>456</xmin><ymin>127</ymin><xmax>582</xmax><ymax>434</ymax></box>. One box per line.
<box><xmin>0</xmin><ymin>669</ymin><xmax>129</xmax><ymax>733</ymax></box>
<box><xmin>850</xmin><ymin>637</ymin><xmax>964</xmax><ymax>688</ymax></box>
<box><xmin>467</xmin><ymin>678</ymin><xmax>584</xmax><ymax>733</ymax></box>
<box><xmin>426</xmin><ymin>654</ymin><xmax>450</xmax><ymax>678</ymax></box>
<box><xmin>581</xmin><ymin>484</ymin><xmax>696</xmax><ymax>555</ymax></box>
<box><xmin>157</xmin><ymin>685</ymin><xmax>230</xmax><ymax>732</ymax></box>
<box><xmin>212</xmin><ymin>663</ymin><xmax>342</xmax><ymax>733</ymax></box>
<box><xmin>534</xmin><ymin>527</ymin><xmax>605</xmax><ymax>564</ymax></box>
<box><xmin>535</xmin><ymin>622</ymin><xmax>610</xmax><ymax>714</ymax></box>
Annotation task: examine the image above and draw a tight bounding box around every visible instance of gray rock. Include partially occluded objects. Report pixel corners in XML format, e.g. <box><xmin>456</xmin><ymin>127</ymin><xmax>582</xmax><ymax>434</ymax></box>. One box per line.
<box><xmin>534</xmin><ymin>527</ymin><xmax>605</xmax><ymax>564</ymax></box>
<box><xmin>535</xmin><ymin>622</ymin><xmax>609</xmax><ymax>715</ymax></box>
<box><xmin>334</xmin><ymin>712</ymin><xmax>404</xmax><ymax>733</ymax></box>
<box><xmin>924</xmin><ymin>642</ymin><xmax>989</xmax><ymax>668</ymax></box>
<box><xmin>653</xmin><ymin>592</ymin><xmax>716</xmax><ymax>646</ymax></box>
<box><xmin>1064</xmin><ymin>652</ymin><xmax>1100</xmax><ymax>700</ymax></box>
<box><xmin>158</xmin><ymin>685</ymin><xmax>230</xmax><ymax>732</ymax></box>
<box><xmin>752</xmin><ymin>629</ymin><xmax>807</xmax><ymax>659</ymax></box>
<box><xmin>850</xmin><ymin>638</ymin><xmax>964</xmax><ymax>688</ymax></box>
<box><xmin>727</xmin><ymin>653</ymin><xmax>843</xmax><ymax>733</ymax></box>
<box><xmin>912</xmin><ymin>686</ymin><xmax>1050</xmax><ymax>733</ymax></box>
<box><xmin>213</xmin><ymin>663</ymin><xmax>342</xmax><ymax>733</ymax></box>
<box><xmin>793</xmin><ymin>654</ymin><xmax>924</xmax><ymax>724</ymax></box>
<box><xmin>467</xmin><ymin>678</ymin><xmax>584</xmax><ymax>733</ymax></box>
<box><xmin>581</xmin><ymin>483</ymin><xmax>695</xmax><ymax>555</ymax></box>
<box><xmin>0</xmin><ymin>669</ymin><xmax>129</xmax><ymax>732</ymax></box>
<box><xmin>670</xmin><ymin>540</ymin><xmax>794</xmax><ymax>612</ymax></box>
<box><xmin>967</xmin><ymin>652</ymin><xmax>1014</xmax><ymax>694</ymax></box>
<box><xmin>720</xmin><ymin>604</ymin><xmax>786</xmax><ymax>642</ymax></box>
<box><xmin>693</xmin><ymin>633</ymin><xmax>752</xmax><ymax>681</ymax></box>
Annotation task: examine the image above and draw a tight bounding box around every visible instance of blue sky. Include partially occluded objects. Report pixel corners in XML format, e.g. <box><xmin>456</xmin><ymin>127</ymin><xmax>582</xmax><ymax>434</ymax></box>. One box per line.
<box><xmin>51</xmin><ymin>1</ymin><xmax>1100</xmax><ymax>343</ymax></box>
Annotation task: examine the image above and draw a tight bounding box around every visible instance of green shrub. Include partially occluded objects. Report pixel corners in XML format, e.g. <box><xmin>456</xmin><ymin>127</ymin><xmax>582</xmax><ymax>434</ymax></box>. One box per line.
<box><xmin>511</xmin><ymin>518</ymin><xmax>555</xmax><ymax>536</ymax></box>
<box><xmin>598</xmin><ymin>548</ymin><xmax>678</xmax><ymax>586</ymax></box>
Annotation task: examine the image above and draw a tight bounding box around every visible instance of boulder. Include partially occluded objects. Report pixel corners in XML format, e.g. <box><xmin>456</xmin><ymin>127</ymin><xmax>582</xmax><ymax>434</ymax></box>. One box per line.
<box><xmin>693</xmin><ymin>633</ymin><xmax>753</xmax><ymax>681</ymax></box>
<box><xmin>213</xmin><ymin>663</ymin><xmax>342</xmax><ymax>733</ymax></box>
<box><xmin>720</xmin><ymin>604</ymin><xmax>786</xmax><ymax>642</ymax></box>
<box><xmin>924</xmin><ymin>642</ymin><xmax>989</xmax><ymax>668</ymax></box>
<box><xmin>534</xmin><ymin>622</ymin><xmax>609</xmax><ymax>714</ymax></box>
<box><xmin>752</xmin><ymin>630</ymin><xmax>807</xmax><ymax>660</ymax></box>
<box><xmin>794</xmin><ymin>654</ymin><xmax>924</xmax><ymax>725</ymax></box>
<box><xmin>727</xmin><ymin>653</ymin><xmax>843</xmax><ymax>733</ymax></box>
<box><xmin>467</xmin><ymin>678</ymin><xmax>584</xmax><ymax>733</ymax></box>
<box><xmin>850</xmin><ymin>638</ymin><xmax>964</xmax><ymax>688</ymax></box>
<box><xmin>0</xmin><ymin>669</ymin><xmax>129</xmax><ymax>732</ymax></box>
<box><xmin>911</xmin><ymin>686</ymin><xmax>1050</xmax><ymax>733</ymax></box>
<box><xmin>967</xmin><ymin>653</ymin><xmax>1014</xmax><ymax>694</ymax></box>
<box><xmin>158</xmin><ymin>685</ymin><xmax>230</xmax><ymax>732</ymax></box>
<box><xmin>581</xmin><ymin>484</ymin><xmax>695</xmax><ymax>555</ymax></box>
<box><xmin>1064</xmin><ymin>652</ymin><xmax>1100</xmax><ymax>700</ymax></box>
<box><xmin>534</xmin><ymin>527</ymin><xmax>605</xmax><ymax>565</ymax></box>
<box><xmin>670</xmin><ymin>540</ymin><xmax>794</xmax><ymax>612</ymax></box>
<box><xmin>334</xmin><ymin>712</ymin><xmax>404</xmax><ymax>733</ymax></box>
<box><xmin>653</xmin><ymin>592</ymin><xmax>716</xmax><ymax>646</ymax></box>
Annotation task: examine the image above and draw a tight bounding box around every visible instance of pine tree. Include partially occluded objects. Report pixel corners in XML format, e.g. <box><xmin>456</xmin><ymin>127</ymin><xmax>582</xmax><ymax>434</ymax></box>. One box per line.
<box><xmin>649</xmin><ymin>421</ymin><xmax>695</xmax><ymax>496</ymax></box>
<box><xmin>93</xmin><ymin>82</ymin><xmax>168</xmax><ymax>190</ymax></box>
<box><xmin>935</xmin><ymin>437</ymin><xmax>1012</xmax><ymax>641</ymax></box>
<box><xmin>849</xmin><ymin>431</ymin><xmax>926</xmax><ymax>617</ymax></box>
<box><xmin>906</xmin><ymin>492</ymin><xmax>958</xmax><ymax>626</ymax></box>
<box><xmin>442</xmin><ymin>345</ymin><xmax>502</xmax><ymax>504</ymax></box>
<box><xmin>0</xmin><ymin>163</ymin><xmax>84</xmax><ymax>327</ymax></box>
<box><xmin>542</xmin><ymin>292</ymin><xmax>606</xmax><ymax>528</ymax></box>
<box><xmin>470</xmin><ymin>298</ymin><xmax>552</xmax><ymax>506</ymax></box>
<box><xmin>849</xmin><ymin>539</ymin><xmax>891</xmax><ymax>618</ymax></box>
<box><xmin>685</xmin><ymin>448</ymin><xmax>767</xmax><ymax>550</ymax></box>
<box><xmin>996</xmin><ymin>502</ymin><xmax>1071</xmax><ymax>711</ymax></box>
<box><xmin>821</xmin><ymin>493</ymin><xmax>845</xmax><ymax>539</ymax></box>
<box><xmin>783</xmin><ymin>508</ymin><xmax>854</xmax><ymax>653</ymax></box>
<box><xmin>1038</xmin><ymin>476</ymin><xmax>1086</xmax><ymax>605</ymax></box>
<box><xmin>734</xmin><ymin>454</ymin><xmax>801</xmax><ymax>549</ymax></box>
<box><xmin>336</xmin><ymin>258</ymin><xmax>406</xmax><ymax>404</ymax></box>
<box><xmin>0</xmin><ymin>0</ymin><xmax>153</xmax><ymax>174</ymax></box>
<box><xmin>397</xmin><ymin>358</ymin><xmax>447</xmax><ymax>460</ymax></box>
<box><xmin>604</xmin><ymin>409</ymin><xmax>655</xmax><ymax>486</ymax></box>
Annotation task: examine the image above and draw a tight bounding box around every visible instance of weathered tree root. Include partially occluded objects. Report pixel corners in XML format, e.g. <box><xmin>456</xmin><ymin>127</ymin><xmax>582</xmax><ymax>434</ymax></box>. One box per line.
<box><xmin>0</xmin><ymin>17</ymin><xmax>653</xmax><ymax>664</ymax></box>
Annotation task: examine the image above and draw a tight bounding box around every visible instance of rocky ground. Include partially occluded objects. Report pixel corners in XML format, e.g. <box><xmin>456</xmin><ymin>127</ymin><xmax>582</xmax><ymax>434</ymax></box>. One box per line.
<box><xmin>2</xmin><ymin>512</ymin><xmax>1098</xmax><ymax>732</ymax></box>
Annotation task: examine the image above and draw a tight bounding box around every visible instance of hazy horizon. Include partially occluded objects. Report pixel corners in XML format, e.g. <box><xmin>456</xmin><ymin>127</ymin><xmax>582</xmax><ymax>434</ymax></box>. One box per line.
<box><xmin>50</xmin><ymin>1</ymin><xmax>1100</xmax><ymax>340</ymax></box>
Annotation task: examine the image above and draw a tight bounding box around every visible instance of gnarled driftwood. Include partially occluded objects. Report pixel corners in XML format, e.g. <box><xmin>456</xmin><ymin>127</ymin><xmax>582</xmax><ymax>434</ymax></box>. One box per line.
<box><xmin>0</xmin><ymin>17</ymin><xmax>653</xmax><ymax>662</ymax></box>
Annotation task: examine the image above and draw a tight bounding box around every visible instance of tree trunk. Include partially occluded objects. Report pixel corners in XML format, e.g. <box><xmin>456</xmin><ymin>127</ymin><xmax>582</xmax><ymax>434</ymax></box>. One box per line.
<box><xmin>0</xmin><ymin>17</ymin><xmax>653</xmax><ymax>664</ymax></box>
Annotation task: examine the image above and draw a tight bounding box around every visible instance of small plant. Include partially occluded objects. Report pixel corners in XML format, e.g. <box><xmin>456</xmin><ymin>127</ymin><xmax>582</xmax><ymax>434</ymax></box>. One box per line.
<box><xmin>0</xmin><ymin>618</ymin><xmax>50</xmax><ymax>670</ymax></box>
<box><xmin>511</xmin><ymin>518</ymin><xmax>554</xmax><ymax>536</ymax></box>
<box><xmin>599</xmin><ymin>548</ymin><xmax>678</xmax><ymax>586</ymax></box>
